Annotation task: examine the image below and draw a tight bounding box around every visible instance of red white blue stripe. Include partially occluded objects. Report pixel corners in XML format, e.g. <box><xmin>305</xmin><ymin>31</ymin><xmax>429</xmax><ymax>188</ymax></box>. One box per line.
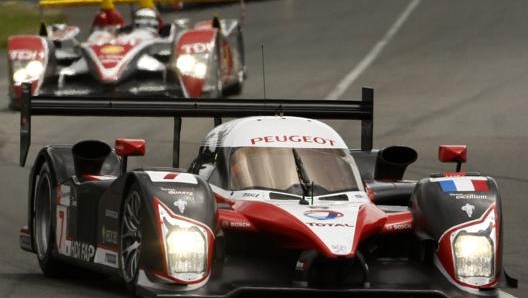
<box><xmin>430</xmin><ymin>177</ymin><xmax>489</xmax><ymax>192</ymax></box>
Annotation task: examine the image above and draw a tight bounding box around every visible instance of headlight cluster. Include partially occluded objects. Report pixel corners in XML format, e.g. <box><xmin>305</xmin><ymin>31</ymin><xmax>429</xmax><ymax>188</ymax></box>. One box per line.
<box><xmin>447</xmin><ymin>208</ymin><xmax>497</xmax><ymax>288</ymax></box>
<box><xmin>166</xmin><ymin>228</ymin><xmax>206</xmax><ymax>274</ymax></box>
<box><xmin>156</xmin><ymin>199</ymin><xmax>210</xmax><ymax>283</ymax></box>
<box><xmin>454</xmin><ymin>233</ymin><xmax>493</xmax><ymax>278</ymax></box>
<box><xmin>12</xmin><ymin>60</ymin><xmax>45</xmax><ymax>83</ymax></box>
<box><xmin>175</xmin><ymin>54</ymin><xmax>208</xmax><ymax>79</ymax></box>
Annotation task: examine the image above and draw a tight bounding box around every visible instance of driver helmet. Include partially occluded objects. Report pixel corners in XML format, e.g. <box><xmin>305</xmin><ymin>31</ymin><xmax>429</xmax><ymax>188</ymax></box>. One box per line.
<box><xmin>92</xmin><ymin>0</ymin><xmax>124</xmax><ymax>30</ymax></box>
<box><xmin>134</xmin><ymin>8</ymin><xmax>160</xmax><ymax>32</ymax></box>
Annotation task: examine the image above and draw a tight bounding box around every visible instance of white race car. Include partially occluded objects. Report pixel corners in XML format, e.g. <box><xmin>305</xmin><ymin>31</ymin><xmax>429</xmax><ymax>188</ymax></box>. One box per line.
<box><xmin>7</xmin><ymin>0</ymin><xmax>245</xmax><ymax>109</ymax></box>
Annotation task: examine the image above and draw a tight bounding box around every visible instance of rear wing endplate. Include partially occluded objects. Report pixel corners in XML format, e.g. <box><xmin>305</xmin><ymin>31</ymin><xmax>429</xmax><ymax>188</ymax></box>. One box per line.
<box><xmin>19</xmin><ymin>83</ymin><xmax>373</xmax><ymax>168</ymax></box>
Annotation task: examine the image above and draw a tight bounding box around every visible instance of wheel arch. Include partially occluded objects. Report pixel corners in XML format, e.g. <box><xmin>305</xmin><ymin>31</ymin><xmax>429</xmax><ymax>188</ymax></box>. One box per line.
<box><xmin>28</xmin><ymin>142</ymin><xmax>122</xmax><ymax>253</ymax></box>
<box><xmin>117</xmin><ymin>172</ymin><xmax>164</xmax><ymax>279</ymax></box>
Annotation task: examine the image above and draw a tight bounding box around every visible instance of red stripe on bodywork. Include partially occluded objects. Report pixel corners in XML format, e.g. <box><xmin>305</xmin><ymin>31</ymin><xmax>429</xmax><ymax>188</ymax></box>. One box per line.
<box><xmin>232</xmin><ymin>201</ymin><xmax>331</xmax><ymax>255</ymax></box>
<box><xmin>214</xmin><ymin>192</ymin><xmax>235</xmax><ymax>206</ymax></box>
<box><xmin>82</xmin><ymin>175</ymin><xmax>100</xmax><ymax>181</ymax></box>
<box><xmin>163</xmin><ymin>173</ymin><xmax>178</xmax><ymax>180</ymax></box>
<box><xmin>351</xmin><ymin>203</ymin><xmax>387</xmax><ymax>254</ymax></box>
<box><xmin>472</xmin><ymin>179</ymin><xmax>489</xmax><ymax>192</ymax></box>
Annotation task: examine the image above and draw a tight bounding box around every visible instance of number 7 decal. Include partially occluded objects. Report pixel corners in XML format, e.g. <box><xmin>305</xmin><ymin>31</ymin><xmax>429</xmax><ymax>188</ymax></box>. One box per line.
<box><xmin>56</xmin><ymin>206</ymin><xmax>68</xmax><ymax>255</ymax></box>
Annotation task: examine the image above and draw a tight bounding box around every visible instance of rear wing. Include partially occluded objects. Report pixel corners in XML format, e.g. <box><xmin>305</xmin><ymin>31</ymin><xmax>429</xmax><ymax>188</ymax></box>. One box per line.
<box><xmin>19</xmin><ymin>83</ymin><xmax>373</xmax><ymax>168</ymax></box>
<box><xmin>40</xmin><ymin>0</ymin><xmax>137</xmax><ymax>7</ymax></box>
<box><xmin>39</xmin><ymin>0</ymin><xmax>239</xmax><ymax>8</ymax></box>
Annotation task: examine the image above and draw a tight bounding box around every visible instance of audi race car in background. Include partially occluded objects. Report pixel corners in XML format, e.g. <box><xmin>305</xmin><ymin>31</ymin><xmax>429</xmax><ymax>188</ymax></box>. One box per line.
<box><xmin>18</xmin><ymin>86</ymin><xmax>518</xmax><ymax>298</ymax></box>
<box><xmin>7</xmin><ymin>0</ymin><xmax>246</xmax><ymax>110</ymax></box>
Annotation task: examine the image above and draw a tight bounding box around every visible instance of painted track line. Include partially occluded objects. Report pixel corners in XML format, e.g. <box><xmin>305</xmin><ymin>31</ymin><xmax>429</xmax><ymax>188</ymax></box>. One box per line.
<box><xmin>325</xmin><ymin>0</ymin><xmax>421</xmax><ymax>100</ymax></box>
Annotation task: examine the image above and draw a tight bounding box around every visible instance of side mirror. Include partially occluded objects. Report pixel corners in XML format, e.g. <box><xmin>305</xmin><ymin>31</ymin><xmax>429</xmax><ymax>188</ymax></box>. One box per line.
<box><xmin>115</xmin><ymin>139</ymin><xmax>145</xmax><ymax>157</ymax></box>
<box><xmin>438</xmin><ymin>145</ymin><xmax>467</xmax><ymax>172</ymax></box>
<box><xmin>115</xmin><ymin>139</ymin><xmax>145</xmax><ymax>173</ymax></box>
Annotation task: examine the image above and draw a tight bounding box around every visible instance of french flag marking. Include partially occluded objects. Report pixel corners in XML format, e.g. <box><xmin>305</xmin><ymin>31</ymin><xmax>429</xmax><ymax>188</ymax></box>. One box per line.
<box><xmin>439</xmin><ymin>180</ymin><xmax>457</xmax><ymax>192</ymax></box>
<box><xmin>438</xmin><ymin>178</ymin><xmax>489</xmax><ymax>192</ymax></box>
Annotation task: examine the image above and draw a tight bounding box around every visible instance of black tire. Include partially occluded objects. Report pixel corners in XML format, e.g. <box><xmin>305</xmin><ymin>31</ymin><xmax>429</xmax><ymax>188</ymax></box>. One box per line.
<box><xmin>33</xmin><ymin>162</ymin><xmax>69</xmax><ymax>277</ymax></box>
<box><xmin>120</xmin><ymin>182</ymin><xmax>144</xmax><ymax>294</ymax></box>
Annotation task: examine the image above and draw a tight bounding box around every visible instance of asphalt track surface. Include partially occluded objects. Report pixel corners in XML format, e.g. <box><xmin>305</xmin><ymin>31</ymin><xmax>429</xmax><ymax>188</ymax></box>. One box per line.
<box><xmin>0</xmin><ymin>0</ymin><xmax>527</xmax><ymax>297</ymax></box>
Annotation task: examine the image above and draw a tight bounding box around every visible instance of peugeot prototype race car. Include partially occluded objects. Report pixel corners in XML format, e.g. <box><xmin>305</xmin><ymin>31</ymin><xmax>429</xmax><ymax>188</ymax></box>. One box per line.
<box><xmin>18</xmin><ymin>85</ymin><xmax>517</xmax><ymax>297</ymax></box>
<box><xmin>7</xmin><ymin>0</ymin><xmax>245</xmax><ymax>109</ymax></box>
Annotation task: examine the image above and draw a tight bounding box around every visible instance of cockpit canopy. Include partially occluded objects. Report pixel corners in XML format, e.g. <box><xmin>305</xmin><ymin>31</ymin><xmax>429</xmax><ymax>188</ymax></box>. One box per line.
<box><xmin>190</xmin><ymin>116</ymin><xmax>364</xmax><ymax>196</ymax></box>
<box><xmin>229</xmin><ymin>147</ymin><xmax>360</xmax><ymax>195</ymax></box>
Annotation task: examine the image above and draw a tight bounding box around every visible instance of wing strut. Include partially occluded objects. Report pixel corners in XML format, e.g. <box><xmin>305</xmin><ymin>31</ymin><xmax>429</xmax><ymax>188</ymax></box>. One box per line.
<box><xmin>20</xmin><ymin>84</ymin><xmax>32</xmax><ymax>167</ymax></box>
<box><xmin>361</xmin><ymin>87</ymin><xmax>373</xmax><ymax>151</ymax></box>
<box><xmin>173</xmin><ymin>117</ymin><xmax>181</xmax><ymax>168</ymax></box>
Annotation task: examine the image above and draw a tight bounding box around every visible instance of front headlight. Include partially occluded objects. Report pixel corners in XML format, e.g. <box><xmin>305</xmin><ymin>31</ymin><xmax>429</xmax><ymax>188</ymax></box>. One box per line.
<box><xmin>176</xmin><ymin>54</ymin><xmax>196</xmax><ymax>73</ymax></box>
<box><xmin>12</xmin><ymin>60</ymin><xmax>45</xmax><ymax>83</ymax></box>
<box><xmin>166</xmin><ymin>227</ymin><xmax>206</xmax><ymax>274</ymax></box>
<box><xmin>13</xmin><ymin>68</ymin><xmax>29</xmax><ymax>83</ymax></box>
<box><xmin>175</xmin><ymin>54</ymin><xmax>208</xmax><ymax>79</ymax></box>
<box><xmin>26</xmin><ymin>61</ymin><xmax>45</xmax><ymax>77</ymax></box>
<box><xmin>454</xmin><ymin>233</ymin><xmax>493</xmax><ymax>278</ymax></box>
<box><xmin>193</xmin><ymin>62</ymin><xmax>207</xmax><ymax>78</ymax></box>
<box><xmin>155</xmin><ymin>198</ymin><xmax>212</xmax><ymax>283</ymax></box>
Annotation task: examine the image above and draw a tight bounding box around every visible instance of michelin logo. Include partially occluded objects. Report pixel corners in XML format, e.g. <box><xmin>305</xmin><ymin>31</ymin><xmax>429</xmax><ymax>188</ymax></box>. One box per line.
<box><xmin>449</xmin><ymin>193</ymin><xmax>487</xmax><ymax>200</ymax></box>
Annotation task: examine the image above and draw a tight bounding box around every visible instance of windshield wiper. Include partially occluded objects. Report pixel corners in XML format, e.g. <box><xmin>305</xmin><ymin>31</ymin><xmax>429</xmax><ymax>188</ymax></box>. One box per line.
<box><xmin>292</xmin><ymin>148</ymin><xmax>313</xmax><ymax>204</ymax></box>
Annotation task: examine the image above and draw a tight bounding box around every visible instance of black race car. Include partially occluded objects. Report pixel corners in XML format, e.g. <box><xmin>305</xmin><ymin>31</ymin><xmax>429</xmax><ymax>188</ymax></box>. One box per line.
<box><xmin>18</xmin><ymin>85</ymin><xmax>517</xmax><ymax>297</ymax></box>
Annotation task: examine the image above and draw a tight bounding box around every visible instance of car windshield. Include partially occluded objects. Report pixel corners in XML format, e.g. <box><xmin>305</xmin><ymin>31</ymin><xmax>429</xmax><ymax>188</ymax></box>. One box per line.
<box><xmin>228</xmin><ymin>147</ymin><xmax>359</xmax><ymax>195</ymax></box>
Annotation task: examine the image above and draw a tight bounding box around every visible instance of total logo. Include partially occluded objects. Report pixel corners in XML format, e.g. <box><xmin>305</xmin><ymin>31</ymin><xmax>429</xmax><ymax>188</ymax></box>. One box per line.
<box><xmin>303</xmin><ymin>210</ymin><xmax>343</xmax><ymax>220</ymax></box>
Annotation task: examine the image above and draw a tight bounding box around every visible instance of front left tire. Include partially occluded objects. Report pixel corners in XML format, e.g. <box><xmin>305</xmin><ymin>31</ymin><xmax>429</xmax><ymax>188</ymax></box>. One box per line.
<box><xmin>33</xmin><ymin>161</ymin><xmax>69</xmax><ymax>277</ymax></box>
